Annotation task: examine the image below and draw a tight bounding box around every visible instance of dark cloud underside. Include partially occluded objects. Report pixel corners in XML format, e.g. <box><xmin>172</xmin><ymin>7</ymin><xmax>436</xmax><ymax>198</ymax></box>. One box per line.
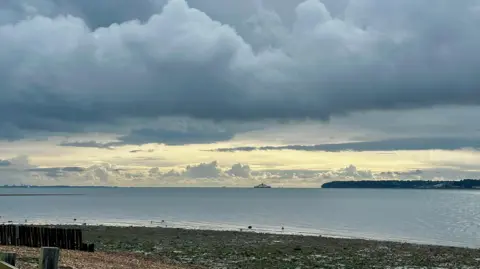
<box><xmin>212</xmin><ymin>137</ymin><xmax>480</xmax><ymax>152</ymax></box>
<box><xmin>117</xmin><ymin>127</ymin><xmax>235</xmax><ymax>145</ymax></box>
<box><xmin>59</xmin><ymin>124</ymin><xmax>237</xmax><ymax>147</ymax></box>
<box><xmin>28</xmin><ymin>166</ymin><xmax>85</xmax><ymax>172</ymax></box>
<box><xmin>1</xmin><ymin>0</ymin><xmax>480</xmax><ymax>139</ymax></box>
<box><xmin>27</xmin><ymin>166</ymin><xmax>85</xmax><ymax>177</ymax></box>
<box><xmin>59</xmin><ymin>141</ymin><xmax>115</xmax><ymax>149</ymax></box>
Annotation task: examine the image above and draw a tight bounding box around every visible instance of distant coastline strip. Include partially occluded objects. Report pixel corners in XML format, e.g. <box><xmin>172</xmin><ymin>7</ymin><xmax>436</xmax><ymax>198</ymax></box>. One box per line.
<box><xmin>0</xmin><ymin>194</ymin><xmax>84</xmax><ymax>197</ymax></box>
<box><xmin>321</xmin><ymin>179</ymin><xmax>480</xmax><ymax>189</ymax></box>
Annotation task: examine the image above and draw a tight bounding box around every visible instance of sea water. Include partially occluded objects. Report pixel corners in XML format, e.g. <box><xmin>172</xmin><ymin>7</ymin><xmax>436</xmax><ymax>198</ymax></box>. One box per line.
<box><xmin>1</xmin><ymin>187</ymin><xmax>480</xmax><ymax>248</ymax></box>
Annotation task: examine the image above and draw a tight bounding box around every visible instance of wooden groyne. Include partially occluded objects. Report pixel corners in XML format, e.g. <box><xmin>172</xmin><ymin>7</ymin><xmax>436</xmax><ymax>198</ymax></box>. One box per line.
<box><xmin>0</xmin><ymin>225</ymin><xmax>93</xmax><ymax>252</ymax></box>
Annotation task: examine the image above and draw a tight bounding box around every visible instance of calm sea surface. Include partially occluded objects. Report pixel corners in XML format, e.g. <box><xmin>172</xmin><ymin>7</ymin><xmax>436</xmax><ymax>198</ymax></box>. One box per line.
<box><xmin>1</xmin><ymin>188</ymin><xmax>480</xmax><ymax>248</ymax></box>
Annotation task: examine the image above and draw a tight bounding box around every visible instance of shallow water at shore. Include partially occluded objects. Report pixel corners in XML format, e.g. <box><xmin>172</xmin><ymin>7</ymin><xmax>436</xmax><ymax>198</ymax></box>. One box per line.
<box><xmin>2</xmin><ymin>187</ymin><xmax>480</xmax><ymax>248</ymax></box>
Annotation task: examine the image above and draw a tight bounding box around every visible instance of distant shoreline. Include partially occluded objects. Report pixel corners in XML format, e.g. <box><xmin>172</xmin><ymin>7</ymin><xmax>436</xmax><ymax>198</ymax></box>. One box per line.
<box><xmin>322</xmin><ymin>179</ymin><xmax>480</xmax><ymax>189</ymax></box>
<box><xmin>0</xmin><ymin>185</ymin><xmax>115</xmax><ymax>188</ymax></box>
<box><xmin>0</xmin><ymin>194</ymin><xmax>84</xmax><ymax>196</ymax></box>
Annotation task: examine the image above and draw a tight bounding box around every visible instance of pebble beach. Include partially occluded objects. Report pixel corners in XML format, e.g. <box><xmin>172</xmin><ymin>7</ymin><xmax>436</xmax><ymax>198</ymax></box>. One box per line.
<box><xmin>4</xmin><ymin>225</ymin><xmax>476</xmax><ymax>269</ymax></box>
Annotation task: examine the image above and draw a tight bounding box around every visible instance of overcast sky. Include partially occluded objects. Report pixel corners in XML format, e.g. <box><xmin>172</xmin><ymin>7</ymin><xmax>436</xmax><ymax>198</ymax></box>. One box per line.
<box><xmin>1</xmin><ymin>0</ymin><xmax>480</xmax><ymax>187</ymax></box>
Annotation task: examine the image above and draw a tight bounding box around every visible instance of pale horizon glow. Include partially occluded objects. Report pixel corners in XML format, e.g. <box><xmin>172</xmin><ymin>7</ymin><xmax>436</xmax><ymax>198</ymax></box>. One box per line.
<box><xmin>1</xmin><ymin>0</ymin><xmax>480</xmax><ymax>186</ymax></box>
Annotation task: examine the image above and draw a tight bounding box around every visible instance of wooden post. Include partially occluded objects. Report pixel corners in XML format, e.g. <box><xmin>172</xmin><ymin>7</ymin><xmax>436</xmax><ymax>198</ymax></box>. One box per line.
<box><xmin>87</xmin><ymin>243</ymin><xmax>95</xmax><ymax>252</ymax></box>
<box><xmin>14</xmin><ymin>225</ymin><xmax>19</xmax><ymax>246</ymax></box>
<box><xmin>0</xmin><ymin>262</ymin><xmax>17</xmax><ymax>269</ymax></box>
<box><xmin>39</xmin><ymin>247</ymin><xmax>59</xmax><ymax>269</ymax></box>
<box><xmin>0</xmin><ymin>253</ymin><xmax>16</xmax><ymax>266</ymax></box>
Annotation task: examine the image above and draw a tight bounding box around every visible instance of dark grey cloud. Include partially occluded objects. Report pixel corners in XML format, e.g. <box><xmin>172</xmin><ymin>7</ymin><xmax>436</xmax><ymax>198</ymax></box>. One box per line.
<box><xmin>212</xmin><ymin>146</ymin><xmax>258</xmax><ymax>152</ymax></box>
<box><xmin>59</xmin><ymin>141</ymin><xmax>115</xmax><ymax>149</ymax></box>
<box><xmin>212</xmin><ymin>137</ymin><xmax>480</xmax><ymax>152</ymax></box>
<box><xmin>28</xmin><ymin>166</ymin><xmax>85</xmax><ymax>172</ymax></box>
<box><xmin>1</xmin><ymin>0</ymin><xmax>348</xmax><ymax>29</ymax></box>
<box><xmin>59</xmin><ymin>129</ymin><xmax>232</xmax><ymax>148</ymax></box>
<box><xmin>117</xmin><ymin>127</ymin><xmax>235</xmax><ymax>146</ymax></box>
<box><xmin>2</xmin><ymin>0</ymin><xmax>480</xmax><ymax>140</ymax></box>
<box><xmin>60</xmin><ymin>119</ymin><xmax>242</xmax><ymax>147</ymax></box>
<box><xmin>0</xmin><ymin>0</ymin><xmax>157</xmax><ymax>28</ymax></box>
<box><xmin>130</xmin><ymin>149</ymin><xmax>155</xmax><ymax>153</ymax></box>
<box><xmin>27</xmin><ymin>166</ymin><xmax>85</xmax><ymax>177</ymax></box>
<box><xmin>0</xmin><ymin>160</ymin><xmax>11</xmax><ymax>166</ymax></box>
<box><xmin>61</xmin><ymin>166</ymin><xmax>86</xmax><ymax>172</ymax></box>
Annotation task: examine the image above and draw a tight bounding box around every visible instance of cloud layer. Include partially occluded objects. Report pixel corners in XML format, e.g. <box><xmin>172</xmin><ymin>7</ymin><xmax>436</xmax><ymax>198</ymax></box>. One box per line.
<box><xmin>212</xmin><ymin>137</ymin><xmax>480</xmax><ymax>152</ymax></box>
<box><xmin>58</xmin><ymin>117</ymin><xmax>243</xmax><ymax>147</ymax></box>
<box><xmin>0</xmin><ymin>155</ymin><xmax>455</xmax><ymax>187</ymax></box>
<box><xmin>2</xmin><ymin>0</ymin><xmax>480</xmax><ymax>139</ymax></box>
<box><xmin>4</xmin><ymin>149</ymin><xmax>480</xmax><ymax>187</ymax></box>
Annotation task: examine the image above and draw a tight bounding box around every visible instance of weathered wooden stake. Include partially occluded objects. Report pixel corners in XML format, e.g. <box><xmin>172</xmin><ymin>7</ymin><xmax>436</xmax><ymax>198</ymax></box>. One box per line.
<box><xmin>39</xmin><ymin>247</ymin><xmax>59</xmax><ymax>269</ymax></box>
<box><xmin>0</xmin><ymin>253</ymin><xmax>16</xmax><ymax>266</ymax></box>
<box><xmin>0</xmin><ymin>262</ymin><xmax>17</xmax><ymax>269</ymax></box>
<box><xmin>14</xmin><ymin>225</ymin><xmax>19</xmax><ymax>246</ymax></box>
